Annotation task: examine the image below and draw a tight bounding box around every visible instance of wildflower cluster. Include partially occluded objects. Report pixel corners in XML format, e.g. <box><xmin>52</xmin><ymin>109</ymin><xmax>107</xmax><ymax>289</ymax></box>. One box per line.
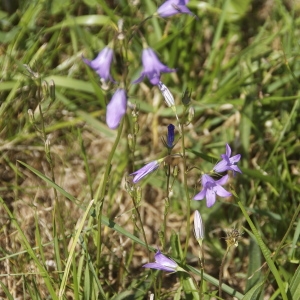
<box><xmin>82</xmin><ymin>0</ymin><xmax>243</xmax><ymax>295</ymax></box>
<box><xmin>82</xmin><ymin>1</ymin><xmax>194</xmax><ymax>130</ymax></box>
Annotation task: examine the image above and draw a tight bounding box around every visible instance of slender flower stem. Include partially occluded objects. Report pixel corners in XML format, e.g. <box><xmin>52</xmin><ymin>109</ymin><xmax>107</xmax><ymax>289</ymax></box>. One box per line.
<box><xmin>96</xmin><ymin>118</ymin><xmax>124</xmax><ymax>269</ymax></box>
<box><xmin>198</xmin><ymin>245</ymin><xmax>205</xmax><ymax>299</ymax></box>
<box><xmin>219</xmin><ymin>247</ymin><xmax>230</xmax><ymax>298</ymax></box>
<box><xmin>163</xmin><ymin>163</ymin><xmax>171</xmax><ymax>252</ymax></box>
<box><xmin>37</xmin><ymin>83</ymin><xmax>67</xmax><ymax>257</ymax></box>
<box><xmin>181</xmin><ymin>123</ymin><xmax>191</xmax><ymax>261</ymax></box>
<box><xmin>131</xmin><ymin>195</ymin><xmax>150</xmax><ymax>260</ymax></box>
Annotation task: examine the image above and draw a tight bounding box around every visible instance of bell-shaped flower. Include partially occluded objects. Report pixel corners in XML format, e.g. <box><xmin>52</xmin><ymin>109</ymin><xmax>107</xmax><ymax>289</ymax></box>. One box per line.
<box><xmin>130</xmin><ymin>160</ymin><xmax>162</xmax><ymax>183</ymax></box>
<box><xmin>194</xmin><ymin>210</ymin><xmax>204</xmax><ymax>243</ymax></box>
<box><xmin>213</xmin><ymin>144</ymin><xmax>242</xmax><ymax>175</ymax></box>
<box><xmin>133</xmin><ymin>48</ymin><xmax>175</xmax><ymax>85</ymax></box>
<box><xmin>106</xmin><ymin>89</ymin><xmax>127</xmax><ymax>129</ymax></box>
<box><xmin>157</xmin><ymin>0</ymin><xmax>194</xmax><ymax>18</ymax></box>
<box><xmin>83</xmin><ymin>46</ymin><xmax>115</xmax><ymax>83</ymax></box>
<box><xmin>193</xmin><ymin>174</ymin><xmax>232</xmax><ymax>208</ymax></box>
<box><xmin>143</xmin><ymin>250</ymin><xmax>184</xmax><ymax>272</ymax></box>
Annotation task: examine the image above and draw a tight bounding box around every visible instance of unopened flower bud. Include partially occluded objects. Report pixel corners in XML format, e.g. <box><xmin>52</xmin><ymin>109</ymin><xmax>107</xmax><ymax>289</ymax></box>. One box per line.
<box><xmin>42</xmin><ymin>81</ymin><xmax>49</xmax><ymax>99</ymax></box>
<box><xmin>194</xmin><ymin>210</ymin><xmax>204</xmax><ymax>245</ymax></box>
<box><xmin>173</xmin><ymin>165</ymin><xmax>179</xmax><ymax>177</ymax></box>
<box><xmin>134</xmin><ymin>122</ymin><xmax>139</xmax><ymax>135</ymax></box>
<box><xmin>117</xmin><ymin>19</ymin><xmax>125</xmax><ymax>40</ymax></box>
<box><xmin>158</xmin><ymin>230</ymin><xmax>164</xmax><ymax>246</ymax></box>
<box><xmin>45</xmin><ymin>138</ymin><xmax>51</xmax><ymax>163</ymax></box>
<box><xmin>128</xmin><ymin>134</ymin><xmax>134</xmax><ymax>151</ymax></box>
<box><xmin>49</xmin><ymin>80</ymin><xmax>56</xmax><ymax>101</ymax></box>
<box><xmin>28</xmin><ymin>109</ymin><xmax>35</xmax><ymax>123</ymax></box>
<box><xmin>182</xmin><ymin>88</ymin><xmax>192</xmax><ymax>106</ymax></box>
<box><xmin>136</xmin><ymin>186</ymin><xmax>142</xmax><ymax>204</ymax></box>
<box><xmin>158</xmin><ymin>81</ymin><xmax>175</xmax><ymax>107</ymax></box>
<box><xmin>188</xmin><ymin>106</ymin><xmax>195</xmax><ymax>123</ymax></box>
<box><xmin>132</xmin><ymin>110</ymin><xmax>138</xmax><ymax>123</ymax></box>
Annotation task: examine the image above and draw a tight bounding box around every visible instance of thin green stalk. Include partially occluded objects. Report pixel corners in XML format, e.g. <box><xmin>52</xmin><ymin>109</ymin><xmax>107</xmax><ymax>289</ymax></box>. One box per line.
<box><xmin>96</xmin><ymin>118</ymin><xmax>124</xmax><ymax>269</ymax></box>
<box><xmin>181</xmin><ymin>123</ymin><xmax>191</xmax><ymax>261</ymax></box>
<box><xmin>219</xmin><ymin>247</ymin><xmax>230</xmax><ymax>298</ymax></box>
<box><xmin>37</xmin><ymin>83</ymin><xmax>68</xmax><ymax>261</ymax></box>
<box><xmin>199</xmin><ymin>245</ymin><xmax>205</xmax><ymax>300</ymax></box>
<box><xmin>163</xmin><ymin>163</ymin><xmax>171</xmax><ymax>252</ymax></box>
<box><xmin>131</xmin><ymin>195</ymin><xmax>150</xmax><ymax>260</ymax></box>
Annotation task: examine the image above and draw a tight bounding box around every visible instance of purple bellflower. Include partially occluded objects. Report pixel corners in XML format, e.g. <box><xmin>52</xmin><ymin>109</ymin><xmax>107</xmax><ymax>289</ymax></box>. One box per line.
<box><xmin>157</xmin><ymin>0</ymin><xmax>194</xmax><ymax>18</ymax></box>
<box><xmin>143</xmin><ymin>250</ymin><xmax>184</xmax><ymax>272</ymax></box>
<box><xmin>193</xmin><ymin>174</ymin><xmax>232</xmax><ymax>208</ymax></box>
<box><xmin>130</xmin><ymin>160</ymin><xmax>162</xmax><ymax>183</ymax></box>
<box><xmin>213</xmin><ymin>144</ymin><xmax>242</xmax><ymax>175</ymax></box>
<box><xmin>133</xmin><ymin>48</ymin><xmax>176</xmax><ymax>85</ymax></box>
<box><xmin>194</xmin><ymin>210</ymin><xmax>204</xmax><ymax>243</ymax></box>
<box><xmin>83</xmin><ymin>46</ymin><xmax>115</xmax><ymax>83</ymax></box>
<box><xmin>106</xmin><ymin>89</ymin><xmax>127</xmax><ymax>129</ymax></box>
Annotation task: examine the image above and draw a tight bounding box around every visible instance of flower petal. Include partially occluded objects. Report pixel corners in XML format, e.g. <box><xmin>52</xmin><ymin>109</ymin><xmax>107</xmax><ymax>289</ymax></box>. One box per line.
<box><xmin>215</xmin><ymin>185</ymin><xmax>232</xmax><ymax>198</ymax></box>
<box><xmin>130</xmin><ymin>161</ymin><xmax>160</xmax><ymax>183</ymax></box>
<box><xmin>231</xmin><ymin>165</ymin><xmax>242</xmax><ymax>174</ymax></box>
<box><xmin>225</xmin><ymin>144</ymin><xmax>231</xmax><ymax>157</ymax></box>
<box><xmin>205</xmin><ymin>188</ymin><xmax>216</xmax><ymax>207</ymax></box>
<box><xmin>142</xmin><ymin>262</ymin><xmax>174</xmax><ymax>272</ymax></box>
<box><xmin>216</xmin><ymin>174</ymin><xmax>229</xmax><ymax>186</ymax></box>
<box><xmin>229</xmin><ymin>154</ymin><xmax>241</xmax><ymax>163</ymax></box>
<box><xmin>155</xmin><ymin>251</ymin><xmax>177</xmax><ymax>269</ymax></box>
<box><xmin>193</xmin><ymin>188</ymin><xmax>206</xmax><ymax>200</ymax></box>
<box><xmin>214</xmin><ymin>160</ymin><xmax>228</xmax><ymax>173</ymax></box>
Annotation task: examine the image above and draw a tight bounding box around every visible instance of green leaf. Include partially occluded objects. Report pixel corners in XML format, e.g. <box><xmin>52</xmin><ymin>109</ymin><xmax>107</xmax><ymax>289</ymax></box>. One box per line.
<box><xmin>245</xmin><ymin>238</ymin><xmax>263</xmax><ymax>293</ymax></box>
<box><xmin>18</xmin><ymin>160</ymin><xmax>79</xmax><ymax>205</ymax></box>
<box><xmin>45</xmin><ymin>15</ymin><xmax>112</xmax><ymax>32</ymax></box>
<box><xmin>226</xmin><ymin>0</ymin><xmax>251</xmax><ymax>21</ymax></box>
<box><xmin>290</xmin><ymin>265</ymin><xmax>300</xmax><ymax>300</ymax></box>
<box><xmin>110</xmin><ymin>291</ymin><xmax>134</xmax><ymax>300</ymax></box>
<box><xmin>288</xmin><ymin>213</ymin><xmax>300</xmax><ymax>263</ymax></box>
<box><xmin>0</xmin><ymin>281</ymin><xmax>14</xmax><ymax>300</ymax></box>
<box><xmin>44</xmin><ymin>76</ymin><xmax>95</xmax><ymax>93</ymax></box>
<box><xmin>0</xmin><ymin>197</ymin><xmax>58</xmax><ymax>299</ymax></box>
<box><xmin>58</xmin><ymin>199</ymin><xmax>94</xmax><ymax>299</ymax></box>
<box><xmin>182</xmin><ymin>274</ymin><xmax>200</xmax><ymax>300</ymax></box>
<box><xmin>243</xmin><ymin>281</ymin><xmax>264</xmax><ymax>300</ymax></box>
<box><xmin>238</xmin><ymin>201</ymin><xmax>289</xmax><ymax>300</ymax></box>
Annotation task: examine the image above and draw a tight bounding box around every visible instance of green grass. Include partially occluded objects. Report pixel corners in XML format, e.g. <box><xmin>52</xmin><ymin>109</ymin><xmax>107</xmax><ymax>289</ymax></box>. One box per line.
<box><xmin>0</xmin><ymin>0</ymin><xmax>299</xmax><ymax>299</ymax></box>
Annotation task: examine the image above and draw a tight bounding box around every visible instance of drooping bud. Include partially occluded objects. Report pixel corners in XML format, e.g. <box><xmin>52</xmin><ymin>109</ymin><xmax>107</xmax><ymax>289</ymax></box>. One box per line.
<box><xmin>28</xmin><ymin>109</ymin><xmax>35</xmax><ymax>124</ymax></box>
<box><xmin>166</xmin><ymin>124</ymin><xmax>175</xmax><ymax>148</ymax></box>
<box><xmin>42</xmin><ymin>80</ymin><xmax>49</xmax><ymax>99</ymax></box>
<box><xmin>188</xmin><ymin>106</ymin><xmax>195</xmax><ymax>123</ymax></box>
<box><xmin>49</xmin><ymin>80</ymin><xmax>56</xmax><ymax>101</ymax></box>
<box><xmin>157</xmin><ymin>81</ymin><xmax>175</xmax><ymax>107</ymax></box>
<box><xmin>136</xmin><ymin>186</ymin><xmax>142</xmax><ymax>204</ymax></box>
<box><xmin>182</xmin><ymin>88</ymin><xmax>192</xmax><ymax>106</ymax></box>
<box><xmin>128</xmin><ymin>134</ymin><xmax>134</xmax><ymax>151</ymax></box>
<box><xmin>173</xmin><ymin>165</ymin><xmax>179</xmax><ymax>177</ymax></box>
<box><xmin>194</xmin><ymin>210</ymin><xmax>204</xmax><ymax>245</ymax></box>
